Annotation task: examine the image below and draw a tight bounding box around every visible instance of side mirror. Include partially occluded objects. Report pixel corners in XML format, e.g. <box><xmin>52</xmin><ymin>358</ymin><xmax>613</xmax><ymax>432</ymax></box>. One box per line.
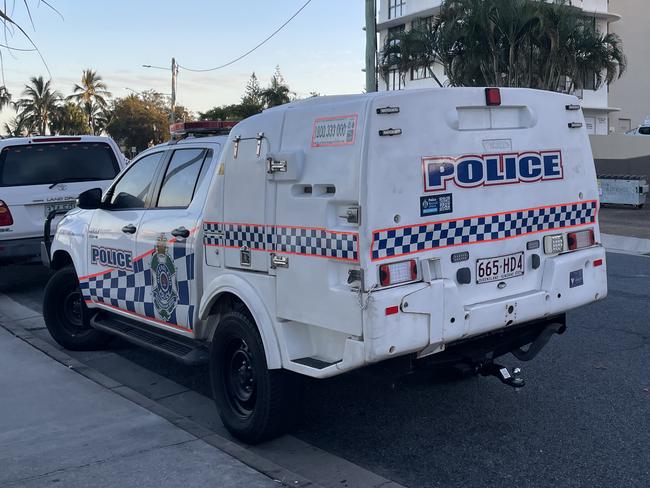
<box><xmin>77</xmin><ymin>188</ymin><xmax>103</xmax><ymax>210</ymax></box>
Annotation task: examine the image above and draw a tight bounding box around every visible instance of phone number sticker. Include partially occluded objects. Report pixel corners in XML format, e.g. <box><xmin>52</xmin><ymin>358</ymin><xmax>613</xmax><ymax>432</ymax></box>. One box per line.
<box><xmin>312</xmin><ymin>114</ymin><xmax>358</xmax><ymax>147</ymax></box>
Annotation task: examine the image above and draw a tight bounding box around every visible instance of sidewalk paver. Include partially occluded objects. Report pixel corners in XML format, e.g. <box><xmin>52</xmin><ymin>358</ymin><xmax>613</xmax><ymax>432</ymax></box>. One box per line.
<box><xmin>0</xmin><ymin>326</ymin><xmax>276</xmax><ymax>488</ymax></box>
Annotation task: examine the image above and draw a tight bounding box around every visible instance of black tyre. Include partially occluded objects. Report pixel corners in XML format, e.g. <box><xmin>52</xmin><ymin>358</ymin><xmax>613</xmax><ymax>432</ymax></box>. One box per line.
<box><xmin>43</xmin><ymin>266</ymin><xmax>111</xmax><ymax>351</ymax></box>
<box><xmin>210</xmin><ymin>311</ymin><xmax>298</xmax><ymax>444</ymax></box>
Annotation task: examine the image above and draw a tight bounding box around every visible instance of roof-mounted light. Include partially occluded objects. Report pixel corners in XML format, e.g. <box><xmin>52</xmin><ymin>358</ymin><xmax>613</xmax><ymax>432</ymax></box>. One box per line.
<box><xmin>170</xmin><ymin>120</ymin><xmax>239</xmax><ymax>139</ymax></box>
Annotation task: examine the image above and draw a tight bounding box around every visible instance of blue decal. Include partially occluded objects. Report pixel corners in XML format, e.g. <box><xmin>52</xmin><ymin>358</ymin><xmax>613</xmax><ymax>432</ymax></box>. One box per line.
<box><xmin>91</xmin><ymin>245</ymin><xmax>133</xmax><ymax>271</ymax></box>
<box><xmin>424</xmin><ymin>151</ymin><xmax>564</xmax><ymax>192</ymax></box>
<box><xmin>569</xmin><ymin>269</ymin><xmax>584</xmax><ymax>288</ymax></box>
<box><xmin>420</xmin><ymin>194</ymin><xmax>453</xmax><ymax>217</ymax></box>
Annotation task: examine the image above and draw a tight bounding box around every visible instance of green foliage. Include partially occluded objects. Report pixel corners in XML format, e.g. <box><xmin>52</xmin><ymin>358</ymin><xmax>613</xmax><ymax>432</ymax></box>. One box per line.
<box><xmin>14</xmin><ymin>76</ymin><xmax>62</xmax><ymax>135</ymax></box>
<box><xmin>261</xmin><ymin>66</ymin><xmax>292</xmax><ymax>108</ymax></box>
<box><xmin>106</xmin><ymin>94</ymin><xmax>169</xmax><ymax>153</ymax></box>
<box><xmin>50</xmin><ymin>102</ymin><xmax>91</xmax><ymax>135</ymax></box>
<box><xmin>68</xmin><ymin>69</ymin><xmax>112</xmax><ymax>134</ymax></box>
<box><xmin>380</xmin><ymin>0</ymin><xmax>627</xmax><ymax>92</ymax></box>
<box><xmin>200</xmin><ymin>68</ymin><xmax>298</xmax><ymax>121</ymax></box>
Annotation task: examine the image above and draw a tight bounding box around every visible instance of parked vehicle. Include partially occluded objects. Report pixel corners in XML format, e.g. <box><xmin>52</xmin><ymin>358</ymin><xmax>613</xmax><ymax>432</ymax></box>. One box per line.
<box><xmin>43</xmin><ymin>89</ymin><xmax>607</xmax><ymax>443</ymax></box>
<box><xmin>625</xmin><ymin>117</ymin><xmax>650</xmax><ymax>136</ymax></box>
<box><xmin>0</xmin><ymin>136</ymin><xmax>126</xmax><ymax>263</ymax></box>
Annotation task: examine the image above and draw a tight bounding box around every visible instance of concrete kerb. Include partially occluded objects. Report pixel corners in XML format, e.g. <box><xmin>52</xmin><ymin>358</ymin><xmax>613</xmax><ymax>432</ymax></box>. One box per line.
<box><xmin>602</xmin><ymin>233</ymin><xmax>650</xmax><ymax>256</ymax></box>
<box><xmin>0</xmin><ymin>310</ymin><xmax>321</xmax><ymax>488</ymax></box>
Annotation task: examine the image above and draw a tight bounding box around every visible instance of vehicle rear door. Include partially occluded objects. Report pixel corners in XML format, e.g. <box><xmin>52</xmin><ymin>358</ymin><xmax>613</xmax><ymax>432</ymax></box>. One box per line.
<box><xmin>134</xmin><ymin>145</ymin><xmax>217</xmax><ymax>334</ymax></box>
<box><xmin>82</xmin><ymin>151</ymin><xmax>165</xmax><ymax>312</ymax></box>
<box><xmin>364</xmin><ymin>88</ymin><xmax>599</xmax><ymax>340</ymax></box>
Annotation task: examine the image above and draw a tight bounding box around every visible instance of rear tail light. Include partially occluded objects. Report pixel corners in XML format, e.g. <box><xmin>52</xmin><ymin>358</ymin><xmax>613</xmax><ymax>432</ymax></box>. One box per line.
<box><xmin>485</xmin><ymin>87</ymin><xmax>501</xmax><ymax>106</ymax></box>
<box><xmin>567</xmin><ymin>229</ymin><xmax>595</xmax><ymax>250</ymax></box>
<box><xmin>379</xmin><ymin>259</ymin><xmax>418</xmax><ymax>287</ymax></box>
<box><xmin>0</xmin><ymin>200</ymin><xmax>13</xmax><ymax>226</ymax></box>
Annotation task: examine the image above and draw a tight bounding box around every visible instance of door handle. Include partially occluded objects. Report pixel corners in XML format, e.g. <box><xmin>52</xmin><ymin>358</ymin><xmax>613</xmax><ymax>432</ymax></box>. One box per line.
<box><xmin>171</xmin><ymin>226</ymin><xmax>190</xmax><ymax>238</ymax></box>
<box><xmin>121</xmin><ymin>224</ymin><xmax>136</xmax><ymax>234</ymax></box>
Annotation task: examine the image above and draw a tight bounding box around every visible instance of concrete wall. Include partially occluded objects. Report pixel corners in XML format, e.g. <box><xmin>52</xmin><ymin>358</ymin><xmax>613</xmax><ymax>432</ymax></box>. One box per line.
<box><xmin>609</xmin><ymin>0</ymin><xmax>650</xmax><ymax>133</ymax></box>
<box><xmin>591</xmin><ymin>134</ymin><xmax>650</xmax><ymax>175</ymax></box>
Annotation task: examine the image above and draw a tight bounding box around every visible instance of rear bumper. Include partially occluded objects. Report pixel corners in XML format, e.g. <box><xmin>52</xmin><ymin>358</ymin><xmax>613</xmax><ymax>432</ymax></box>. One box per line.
<box><xmin>362</xmin><ymin>246</ymin><xmax>607</xmax><ymax>365</ymax></box>
<box><xmin>0</xmin><ymin>236</ymin><xmax>42</xmax><ymax>263</ymax></box>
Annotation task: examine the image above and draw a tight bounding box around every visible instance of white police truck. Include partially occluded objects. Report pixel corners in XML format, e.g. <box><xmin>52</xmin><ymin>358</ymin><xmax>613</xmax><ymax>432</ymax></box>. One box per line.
<box><xmin>43</xmin><ymin>89</ymin><xmax>608</xmax><ymax>443</ymax></box>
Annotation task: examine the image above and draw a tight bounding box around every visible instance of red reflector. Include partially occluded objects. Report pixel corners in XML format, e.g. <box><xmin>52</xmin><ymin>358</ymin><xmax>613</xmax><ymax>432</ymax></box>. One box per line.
<box><xmin>594</xmin><ymin>259</ymin><xmax>603</xmax><ymax>267</ymax></box>
<box><xmin>0</xmin><ymin>200</ymin><xmax>13</xmax><ymax>226</ymax></box>
<box><xmin>385</xmin><ymin>306</ymin><xmax>399</xmax><ymax>316</ymax></box>
<box><xmin>485</xmin><ymin>88</ymin><xmax>501</xmax><ymax>106</ymax></box>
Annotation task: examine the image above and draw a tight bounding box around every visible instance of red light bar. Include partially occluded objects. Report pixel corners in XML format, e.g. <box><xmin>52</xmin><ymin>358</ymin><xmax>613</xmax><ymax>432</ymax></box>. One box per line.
<box><xmin>170</xmin><ymin>120</ymin><xmax>238</xmax><ymax>136</ymax></box>
<box><xmin>485</xmin><ymin>88</ymin><xmax>501</xmax><ymax>106</ymax></box>
<box><xmin>32</xmin><ymin>137</ymin><xmax>82</xmax><ymax>143</ymax></box>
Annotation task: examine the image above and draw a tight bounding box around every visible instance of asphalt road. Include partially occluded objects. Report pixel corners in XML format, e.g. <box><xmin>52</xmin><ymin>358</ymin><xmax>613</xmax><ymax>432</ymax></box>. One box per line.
<box><xmin>1</xmin><ymin>253</ymin><xmax>648</xmax><ymax>488</ymax></box>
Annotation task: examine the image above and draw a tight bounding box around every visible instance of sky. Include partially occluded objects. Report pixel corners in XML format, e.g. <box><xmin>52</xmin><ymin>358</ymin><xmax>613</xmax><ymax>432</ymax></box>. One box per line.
<box><xmin>0</xmin><ymin>0</ymin><xmax>367</xmax><ymax>126</ymax></box>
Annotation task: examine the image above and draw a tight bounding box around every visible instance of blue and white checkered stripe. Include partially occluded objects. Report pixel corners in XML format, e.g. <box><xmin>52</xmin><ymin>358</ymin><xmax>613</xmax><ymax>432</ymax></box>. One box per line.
<box><xmin>80</xmin><ymin>240</ymin><xmax>195</xmax><ymax>330</ymax></box>
<box><xmin>203</xmin><ymin>222</ymin><xmax>359</xmax><ymax>261</ymax></box>
<box><xmin>371</xmin><ymin>201</ymin><xmax>597</xmax><ymax>261</ymax></box>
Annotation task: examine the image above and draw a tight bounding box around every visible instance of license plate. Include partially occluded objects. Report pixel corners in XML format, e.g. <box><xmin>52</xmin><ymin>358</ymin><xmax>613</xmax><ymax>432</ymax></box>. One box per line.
<box><xmin>476</xmin><ymin>252</ymin><xmax>524</xmax><ymax>284</ymax></box>
<box><xmin>44</xmin><ymin>201</ymin><xmax>76</xmax><ymax>217</ymax></box>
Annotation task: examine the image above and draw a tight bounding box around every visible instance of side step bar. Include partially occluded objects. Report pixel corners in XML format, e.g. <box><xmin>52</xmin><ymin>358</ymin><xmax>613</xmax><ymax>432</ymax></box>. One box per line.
<box><xmin>91</xmin><ymin>312</ymin><xmax>209</xmax><ymax>366</ymax></box>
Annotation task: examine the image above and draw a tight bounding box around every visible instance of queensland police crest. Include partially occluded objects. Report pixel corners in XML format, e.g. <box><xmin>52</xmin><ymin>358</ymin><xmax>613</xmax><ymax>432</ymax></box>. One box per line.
<box><xmin>150</xmin><ymin>235</ymin><xmax>178</xmax><ymax>321</ymax></box>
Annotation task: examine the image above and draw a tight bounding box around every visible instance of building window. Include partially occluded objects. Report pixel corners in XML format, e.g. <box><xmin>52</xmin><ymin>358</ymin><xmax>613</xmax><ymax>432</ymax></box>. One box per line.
<box><xmin>412</xmin><ymin>15</ymin><xmax>433</xmax><ymax>31</ymax></box>
<box><xmin>583</xmin><ymin>70</ymin><xmax>596</xmax><ymax>91</ymax></box>
<box><xmin>388</xmin><ymin>0</ymin><xmax>405</xmax><ymax>19</ymax></box>
<box><xmin>387</xmin><ymin>24</ymin><xmax>405</xmax><ymax>51</ymax></box>
<box><xmin>388</xmin><ymin>69</ymin><xmax>403</xmax><ymax>91</ymax></box>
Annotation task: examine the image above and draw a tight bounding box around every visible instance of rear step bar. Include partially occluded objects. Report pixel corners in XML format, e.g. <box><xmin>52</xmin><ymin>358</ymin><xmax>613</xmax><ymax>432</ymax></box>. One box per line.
<box><xmin>91</xmin><ymin>312</ymin><xmax>209</xmax><ymax>366</ymax></box>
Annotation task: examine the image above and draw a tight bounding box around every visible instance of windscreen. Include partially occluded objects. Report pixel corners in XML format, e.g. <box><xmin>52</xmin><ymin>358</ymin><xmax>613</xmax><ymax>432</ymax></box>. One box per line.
<box><xmin>0</xmin><ymin>142</ymin><xmax>120</xmax><ymax>187</ymax></box>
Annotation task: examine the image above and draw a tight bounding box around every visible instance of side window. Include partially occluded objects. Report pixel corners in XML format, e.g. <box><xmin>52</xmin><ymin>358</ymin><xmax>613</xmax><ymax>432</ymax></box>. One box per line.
<box><xmin>108</xmin><ymin>152</ymin><xmax>164</xmax><ymax>210</ymax></box>
<box><xmin>156</xmin><ymin>148</ymin><xmax>212</xmax><ymax>208</ymax></box>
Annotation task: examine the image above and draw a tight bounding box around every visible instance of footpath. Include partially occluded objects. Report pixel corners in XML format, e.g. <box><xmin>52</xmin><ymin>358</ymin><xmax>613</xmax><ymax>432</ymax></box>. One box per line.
<box><xmin>0</xmin><ymin>324</ymin><xmax>280</xmax><ymax>488</ymax></box>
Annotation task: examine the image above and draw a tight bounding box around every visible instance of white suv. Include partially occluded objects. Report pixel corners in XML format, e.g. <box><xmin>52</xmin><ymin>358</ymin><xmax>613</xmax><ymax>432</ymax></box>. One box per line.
<box><xmin>0</xmin><ymin>135</ymin><xmax>126</xmax><ymax>263</ymax></box>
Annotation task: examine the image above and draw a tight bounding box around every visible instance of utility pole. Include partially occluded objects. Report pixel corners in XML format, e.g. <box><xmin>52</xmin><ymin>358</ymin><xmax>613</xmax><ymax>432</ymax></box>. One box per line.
<box><xmin>171</xmin><ymin>57</ymin><xmax>178</xmax><ymax>125</ymax></box>
<box><xmin>365</xmin><ymin>0</ymin><xmax>377</xmax><ymax>93</ymax></box>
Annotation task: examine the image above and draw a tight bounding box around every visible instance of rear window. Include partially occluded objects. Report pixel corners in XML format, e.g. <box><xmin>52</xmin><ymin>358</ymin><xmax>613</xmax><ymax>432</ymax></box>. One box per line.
<box><xmin>0</xmin><ymin>142</ymin><xmax>120</xmax><ymax>187</ymax></box>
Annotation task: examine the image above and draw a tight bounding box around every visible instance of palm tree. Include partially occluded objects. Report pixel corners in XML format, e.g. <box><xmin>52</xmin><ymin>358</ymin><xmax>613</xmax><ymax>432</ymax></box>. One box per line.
<box><xmin>382</xmin><ymin>0</ymin><xmax>627</xmax><ymax>93</ymax></box>
<box><xmin>0</xmin><ymin>86</ymin><xmax>11</xmax><ymax>111</ymax></box>
<box><xmin>3</xmin><ymin>115</ymin><xmax>27</xmax><ymax>137</ymax></box>
<box><xmin>15</xmin><ymin>76</ymin><xmax>61</xmax><ymax>135</ymax></box>
<box><xmin>68</xmin><ymin>69</ymin><xmax>112</xmax><ymax>133</ymax></box>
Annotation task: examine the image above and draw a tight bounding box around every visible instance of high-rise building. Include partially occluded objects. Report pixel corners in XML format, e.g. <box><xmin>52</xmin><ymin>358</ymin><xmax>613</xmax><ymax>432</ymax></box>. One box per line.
<box><xmin>376</xmin><ymin>0</ymin><xmax>621</xmax><ymax>135</ymax></box>
<box><xmin>608</xmin><ymin>0</ymin><xmax>650</xmax><ymax>133</ymax></box>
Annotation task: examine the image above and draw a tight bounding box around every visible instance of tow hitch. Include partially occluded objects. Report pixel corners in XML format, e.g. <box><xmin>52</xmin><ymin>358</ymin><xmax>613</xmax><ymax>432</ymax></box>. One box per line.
<box><xmin>480</xmin><ymin>363</ymin><xmax>525</xmax><ymax>388</ymax></box>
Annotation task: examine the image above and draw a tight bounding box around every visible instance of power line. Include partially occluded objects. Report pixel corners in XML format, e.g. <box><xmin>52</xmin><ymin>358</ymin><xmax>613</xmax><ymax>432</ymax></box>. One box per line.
<box><xmin>178</xmin><ymin>0</ymin><xmax>313</xmax><ymax>73</ymax></box>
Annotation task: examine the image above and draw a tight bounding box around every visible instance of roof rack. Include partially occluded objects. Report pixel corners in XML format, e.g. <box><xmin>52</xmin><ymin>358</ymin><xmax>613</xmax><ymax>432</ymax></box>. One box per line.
<box><xmin>169</xmin><ymin>120</ymin><xmax>238</xmax><ymax>139</ymax></box>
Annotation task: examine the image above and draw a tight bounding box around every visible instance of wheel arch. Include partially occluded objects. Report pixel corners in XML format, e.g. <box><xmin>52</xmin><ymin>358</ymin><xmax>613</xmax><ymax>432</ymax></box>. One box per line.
<box><xmin>51</xmin><ymin>249</ymin><xmax>74</xmax><ymax>270</ymax></box>
<box><xmin>198</xmin><ymin>274</ymin><xmax>282</xmax><ymax>369</ymax></box>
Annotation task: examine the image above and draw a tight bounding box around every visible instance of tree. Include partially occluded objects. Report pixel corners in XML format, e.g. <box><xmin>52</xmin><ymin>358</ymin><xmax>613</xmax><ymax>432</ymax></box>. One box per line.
<box><xmin>68</xmin><ymin>69</ymin><xmax>112</xmax><ymax>134</ymax></box>
<box><xmin>15</xmin><ymin>76</ymin><xmax>62</xmax><ymax>135</ymax></box>
<box><xmin>50</xmin><ymin>102</ymin><xmax>91</xmax><ymax>135</ymax></box>
<box><xmin>106</xmin><ymin>94</ymin><xmax>169</xmax><ymax>153</ymax></box>
<box><xmin>3</xmin><ymin>116</ymin><xmax>28</xmax><ymax>137</ymax></box>
<box><xmin>380</xmin><ymin>0</ymin><xmax>627</xmax><ymax>93</ymax></box>
<box><xmin>261</xmin><ymin>66</ymin><xmax>292</xmax><ymax>108</ymax></box>
<box><xmin>0</xmin><ymin>86</ymin><xmax>11</xmax><ymax>111</ymax></box>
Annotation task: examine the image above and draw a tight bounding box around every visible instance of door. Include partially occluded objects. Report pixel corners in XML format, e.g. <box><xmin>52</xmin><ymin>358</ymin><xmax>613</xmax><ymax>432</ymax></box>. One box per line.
<box><xmin>222</xmin><ymin>137</ymin><xmax>271</xmax><ymax>272</ymax></box>
<box><xmin>135</xmin><ymin>147</ymin><xmax>214</xmax><ymax>333</ymax></box>
<box><xmin>82</xmin><ymin>151</ymin><xmax>165</xmax><ymax>313</ymax></box>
